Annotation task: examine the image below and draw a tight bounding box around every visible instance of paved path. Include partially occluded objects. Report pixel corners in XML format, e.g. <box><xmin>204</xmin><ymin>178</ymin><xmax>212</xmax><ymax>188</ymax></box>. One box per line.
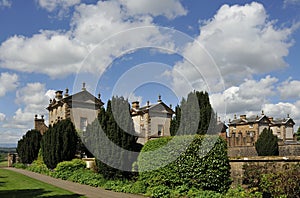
<box><xmin>2</xmin><ymin>167</ymin><xmax>145</xmax><ymax>198</ymax></box>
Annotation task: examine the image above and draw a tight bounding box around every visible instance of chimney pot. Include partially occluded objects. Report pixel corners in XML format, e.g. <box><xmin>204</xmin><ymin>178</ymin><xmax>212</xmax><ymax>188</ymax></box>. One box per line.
<box><xmin>55</xmin><ymin>90</ymin><xmax>63</xmax><ymax>100</ymax></box>
<box><xmin>82</xmin><ymin>82</ymin><xmax>86</xmax><ymax>91</ymax></box>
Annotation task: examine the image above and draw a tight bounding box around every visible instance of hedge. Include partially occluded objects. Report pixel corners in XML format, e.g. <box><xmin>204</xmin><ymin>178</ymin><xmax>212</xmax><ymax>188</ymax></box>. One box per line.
<box><xmin>137</xmin><ymin>135</ymin><xmax>232</xmax><ymax>195</ymax></box>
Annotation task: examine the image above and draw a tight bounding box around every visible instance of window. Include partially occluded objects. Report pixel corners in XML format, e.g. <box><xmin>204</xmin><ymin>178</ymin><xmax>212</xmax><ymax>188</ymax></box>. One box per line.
<box><xmin>80</xmin><ymin>117</ymin><xmax>88</xmax><ymax>132</ymax></box>
<box><xmin>158</xmin><ymin>125</ymin><xmax>163</xmax><ymax>136</ymax></box>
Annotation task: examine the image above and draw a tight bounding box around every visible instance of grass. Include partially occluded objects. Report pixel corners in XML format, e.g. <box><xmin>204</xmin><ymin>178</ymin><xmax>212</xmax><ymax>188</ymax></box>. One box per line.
<box><xmin>0</xmin><ymin>168</ymin><xmax>86</xmax><ymax>198</ymax></box>
<box><xmin>0</xmin><ymin>161</ymin><xmax>7</xmax><ymax>167</ymax></box>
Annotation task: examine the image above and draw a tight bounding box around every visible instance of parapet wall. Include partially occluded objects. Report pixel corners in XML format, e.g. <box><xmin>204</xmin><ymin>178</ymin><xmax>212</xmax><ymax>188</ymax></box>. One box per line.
<box><xmin>228</xmin><ymin>144</ymin><xmax>300</xmax><ymax>157</ymax></box>
<box><xmin>230</xmin><ymin>156</ymin><xmax>300</xmax><ymax>186</ymax></box>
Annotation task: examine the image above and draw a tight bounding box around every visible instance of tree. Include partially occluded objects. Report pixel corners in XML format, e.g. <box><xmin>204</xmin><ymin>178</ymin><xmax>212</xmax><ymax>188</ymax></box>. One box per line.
<box><xmin>170</xmin><ymin>91</ymin><xmax>217</xmax><ymax>136</ymax></box>
<box><xmin>295</xmin><ymin>127</ymin><xmax>300</xmax><ymax>141</ymax></box>
<box><xmin>83</xmin><ymin>96</ymin><xmax>142</xmax><ymax>179</ymax></box>
<box><xmin>17</xmin><ymin>129</ymin><xmax>42</xmax><ymax>164</ymax></box>
<box><xmin>255</xmin><ymin>128</ymin><xmax>279</xmax><ymax>156</ymax></box>
<box><xmin>41</xmin><ymin>119</ymin><xmax>78</xmax><ymax>169</ymax></box>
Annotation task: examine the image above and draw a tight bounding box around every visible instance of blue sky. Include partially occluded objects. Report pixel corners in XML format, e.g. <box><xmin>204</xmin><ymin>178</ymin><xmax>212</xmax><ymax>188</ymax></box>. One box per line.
<box><xmin>0</xmin><ymin>0</ymin><xmax>300</xmax><ymax>145</ymax></box>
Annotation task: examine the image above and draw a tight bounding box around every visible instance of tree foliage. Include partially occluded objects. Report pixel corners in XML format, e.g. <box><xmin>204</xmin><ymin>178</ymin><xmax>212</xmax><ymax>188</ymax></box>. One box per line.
<box><xmin>296</xmin><ymin>127</ymin><xmax>300</xmax><ymax>141</ymax></box>
<box><xmin>138</xmin><ymin>135</ymin><xmax>232</xmax><ymax>194</ymax></box>
<box><xmin>170</xmin><ymin>91</ymin><xmax>217</xmax><ymax>136</ymax></box>
<box><xmin>255</xmin><ymin>128</ymin><xmax>279</xmax><ymax>156</ymax></box>
<box><xmin>17</xmin><ymin>129</ymin><xmax>42</xmax><ymax>164</ymax></box>
<box><xmin>83</xmin><ymin>96</ymin><xmax>142</xmax><ymax>179</ymax></box>
<box><xmin>41</xmin><ymin>119</ymin><xmax>78</xmax><ymax>169</ymax></box>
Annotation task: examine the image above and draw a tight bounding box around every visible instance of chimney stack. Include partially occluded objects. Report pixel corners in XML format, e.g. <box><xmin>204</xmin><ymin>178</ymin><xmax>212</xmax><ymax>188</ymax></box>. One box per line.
<box><xmin>240</xmin><ymin>115</ymin><xmax>246</xmax><ymax>120</ymax></box>
<box><xmin>132</xmin><ymin>101</ymin><xmax>140</xmax><ymax>109</ymax></box>
<box><xmin>157</xmin><ymin>94</ymin><xmax>162</xmax><ymax>102</ymax></box>
<box><xmin>64</xmin><ymin>88</ymin><xmax>69</xmax><ymax>97</ymax></box>
<box><xmin>55</xmin><ymin>90</ymin><xmax>63</xmax><ymax>100</ymax></box>
<box><xmin>82</xmin><ymin>82</ymin><xmax>86</xmax><ymax>91</ymax></box>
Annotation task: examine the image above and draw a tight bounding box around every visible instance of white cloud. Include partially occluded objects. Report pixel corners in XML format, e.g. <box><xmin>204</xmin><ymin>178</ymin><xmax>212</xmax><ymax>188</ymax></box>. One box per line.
<box><xmin>263</xmin><ymin>101</ymin><xmax>300</xmax><ymax>129</ymax></box>
<box><xmin>210</xmin><ymin>76</ymin><xmax>278</xmax><ymax>115</ymax></box>
<box><xmin>120</xmin><ymin>0</ymin><xmax>187</xmax><ymax>19</ymax></box>
<box><xmin>278</xmin><ymin>79</ymin><xmax>300</xmax><ymax>100</ymax></box>
<box><xmin>0</xmin><ymin>0</ymin><xmax>12</xmax><ymax>8</ymax></box>
<box><xmin>0</xmin><ymin>0</ymin><xmax>179</xmax><ymax>78</ymax></box>
<box><xmin>170</xmin><ymin>2</ymin><xmax>297</xmax><ymax>95</ymax></box>
<box><xmin>284</xmin><ymin>0</ymin><xmax>300</xmax><ymax>7</ymax></box>
<box><xmin>0</xmin><ymin>31</ymin><xmax>88</xmax><ymax>78</ymax></box>
<box><xmin>0</xmin><ymin>72</ymin><xmax>18</xmax><ymax>97</ymax></box>
<box><xmin>0</xmin><ymin>112</ymin><xmax>5</xmax><ymax>121</ymax></box>
<box><xmin>37</xmin><ymin>0</ymin><xmax>80</xmax><ymax>12</ymax></box>
<box><xmin>3</xmin><ymin>83</ymin><xmax>53</xmax><ymax>129</ymax></box>
<box><xmin>37</xmin><ymin>0</ymin><xmax>80</xmax><ymax>18</ymax></box>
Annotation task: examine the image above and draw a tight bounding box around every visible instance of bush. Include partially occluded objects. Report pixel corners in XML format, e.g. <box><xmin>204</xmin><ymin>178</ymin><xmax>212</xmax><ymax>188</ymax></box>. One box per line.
<box><xmin>12</xmin><ymin>163</ymin><xmax>27</xmax><ymax>169</ymax></box>
<box><xmin>243</xmin><ymin>162</ymin><xmax>300</xmax><ymax>197</ymax></box>
<box><xmin>138</xmin><ymin>135</ymin><xmax>232</xmax><ymax>195</ymax></box>
<box><xmin>259</xmin><ymin>164</ymin><xmax>300</xmax><ymax>197</ymax></box>
<box><xmin>52</xmin><ymin>159</ymin><xmax>86</xmax><ymax>180</ymax></box>
<box><xmin>147</xmin><ymin>185</ymin><xmax>171</xmax><ymax>198</ymax></box>
<box><xmin>68</xmin><ymin>169</ymin><xmax>106</xmax><ymax>187</ymax></box>
<box><xmin>27</xmin><ymin>160</ymin><xmax>50</xmax><ymax>175</ymax></box>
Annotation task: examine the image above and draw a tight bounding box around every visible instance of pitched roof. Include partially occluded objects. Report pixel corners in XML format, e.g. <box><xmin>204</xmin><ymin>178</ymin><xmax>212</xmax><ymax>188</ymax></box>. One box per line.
<box><xmin>47</xmin><ymin>89</ymin><xmax>104</xmax><ymax>110</ymax></box>
<box><xmin>131</xmin><ymin>101</ymin><xmax>174</xmax><ymax>115</ymax></box>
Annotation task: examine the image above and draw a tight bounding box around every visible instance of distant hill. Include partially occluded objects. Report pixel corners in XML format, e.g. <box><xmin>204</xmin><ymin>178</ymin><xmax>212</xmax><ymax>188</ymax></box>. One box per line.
<box><xmin>0</xmin><ymin>143</ymin><xmax>17</xmax><ymax>148</ymax></box>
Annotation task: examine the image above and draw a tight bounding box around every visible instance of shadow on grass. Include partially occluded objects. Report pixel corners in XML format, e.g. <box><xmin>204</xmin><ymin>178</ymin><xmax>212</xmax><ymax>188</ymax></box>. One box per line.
<box><xmin>0</xmin><ymin>188</ymin><xmax>84</xmax><ymax>198</ymax></box>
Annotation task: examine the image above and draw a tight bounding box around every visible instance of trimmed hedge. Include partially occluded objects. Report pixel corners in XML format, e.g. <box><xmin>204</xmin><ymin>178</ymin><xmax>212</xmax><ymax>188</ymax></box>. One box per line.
<box><xmin>137</xmin><ymin>135</ymin><xmax>232</xmax><ymax>195</ymax></box>
<box><xmin>52</xmin><ymin>159</ymin><xmax>86</xmax><ymax>180</ymax></box>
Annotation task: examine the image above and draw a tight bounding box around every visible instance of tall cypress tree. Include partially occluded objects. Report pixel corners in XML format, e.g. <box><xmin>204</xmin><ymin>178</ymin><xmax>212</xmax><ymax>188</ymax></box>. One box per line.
<box><xmin>170</xmin><ymin>91</ymin><xmax>216</xmax><ymax>135</ymax></box>
<box><xmin>255</xmin><ymin>128</ymin><xmax>279</xmax><ymax>156</ymax></box>
<box><xmin>41</xmin><ymin>119</ymin><xmax>78</xmax><ymax>169</ymax></box>
<box><xmin>17</xmin><ymin>129</ymin><xmax>42</xmax><ymax>164</ymax></box>
<box><xmin>84</xmin><ymin>96</ymin><xmax>141</xmax><ymax>179</ymax></box>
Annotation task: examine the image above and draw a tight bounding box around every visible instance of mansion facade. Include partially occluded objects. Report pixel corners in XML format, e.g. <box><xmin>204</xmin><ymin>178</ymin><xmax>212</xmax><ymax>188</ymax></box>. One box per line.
<box><xmin>34</xmin><ymin>84</ymin><xmax>174</xmax><ymax>144</ymax></box>
<box><xmin>131</xmin><ymin>95</ymin><xmax>174</xmax><ymax>144</ymax></box>
<box><xmin>226</xmin><ymin>111</ymin><xmax>295</xmax><ymax>147</ymax></box>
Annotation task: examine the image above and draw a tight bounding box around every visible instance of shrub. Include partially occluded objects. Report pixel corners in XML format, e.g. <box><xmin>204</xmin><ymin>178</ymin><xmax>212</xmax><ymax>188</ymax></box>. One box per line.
<box><xmin>138</xmin><ymin>135</ymin><xmax>231</xmax><ymax>195</ymax></box>
<box><xmin>243</xmin><ymin>162</ymin><xmax>300</xmax><ymax>197</ymax></box>
<box><xmin>147</xmin><ymin>185</ymin><xmax>171</xmax><ymax>198</ymax></box>
<box><xmin>68</xmin><ymin>169</ymin><xmax>106</xmax><ymax>187</ymax></box>
<box><xmin>12</xmin><ymin>163</ymin><xmax>27</xmax><ymax>169</ymax></box>
<box><xmin>259</xmin><ymin>164</ymin><xmax>300</xmax><ymax>197</ymax></box>
<box><xmin>52</xmin><ymin>159</ymin><xmax>86</xmax><ymax>180</ymax></box>
<box><xmin>27</xmin><ymin>160</ymin><xmax>50</xmax><ymax>175</ymax></box>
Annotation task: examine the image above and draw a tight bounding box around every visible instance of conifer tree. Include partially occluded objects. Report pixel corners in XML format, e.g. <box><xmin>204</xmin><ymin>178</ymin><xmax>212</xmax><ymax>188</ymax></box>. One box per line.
<box><xmin>17</xmin><ymin>129</ymin><xmax>42</xmax><ymax>164</ymax></box>
<box><xmin>255</xmin><ymin>128</ymin><xmax>279</xmax><ymax>156</ymax></box>
<box><xmin>83</xmin><ymin>96</ymin><xmax>141</xmax><ymax>179</ymax></box>
<box><xmin>41</xmin><ymin>119</ymin><xmax>78</xmax><ymax>169</ymax></box>
<box><xmin>170</xmin><ymin>91</ymin><xmax>216</xmax><ymax>135</ymax></box>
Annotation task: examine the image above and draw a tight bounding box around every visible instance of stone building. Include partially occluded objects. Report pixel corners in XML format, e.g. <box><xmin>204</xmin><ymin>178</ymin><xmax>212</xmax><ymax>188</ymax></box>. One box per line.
<box><xmin>46</xmin><ymin>83</ymin><xmax>104</xmax><ymax>132</ymax></box>
<box><xmin>227</xmin><ymin>111</ymin><xmax>295</xmax><ymax>147</ymax></box>
<box><xmin>34</xmin><ymin>115</ymin><xmax>48</xmax><ymax>135</ymax></box>
<box><xmin>131</xmin><ymin>95</ymin><xmax>174</xmax><ymax>144</ymax></box>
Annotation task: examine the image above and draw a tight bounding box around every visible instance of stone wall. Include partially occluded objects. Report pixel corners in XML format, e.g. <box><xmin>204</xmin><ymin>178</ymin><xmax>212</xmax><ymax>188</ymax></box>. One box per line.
<box><xmin>228</xmin><ymin>144</ymin><xmax>300</xmax><ymax>157</ymax></box>
<box><xmin>229</xmin><ymin>156</ymin><xmax>300</xmax><ymax>187</ymax></box>
<box><xmin>228</xmin><ymin>146</ymin><xmax>257</xmax><ymax>157</ymax></box>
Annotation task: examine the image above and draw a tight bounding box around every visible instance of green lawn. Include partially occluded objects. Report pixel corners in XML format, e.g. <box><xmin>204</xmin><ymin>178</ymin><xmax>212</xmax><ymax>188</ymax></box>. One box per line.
<box><xmin>0</xmin><ymin>168</ymin><xmax>86</xmax><ymax>198</ymax></box>
<box><xmin>0</xmin><ymin>161</ymin><xmax>7</xmax><ymax>167</ymax></box>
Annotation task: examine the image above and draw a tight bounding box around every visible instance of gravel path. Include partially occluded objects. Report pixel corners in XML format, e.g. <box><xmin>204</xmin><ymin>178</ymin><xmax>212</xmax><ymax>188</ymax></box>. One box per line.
<box><xmin>2</xmin><ymin>167</ymin><xmax>145</xmax><ymax>198</ymax></box>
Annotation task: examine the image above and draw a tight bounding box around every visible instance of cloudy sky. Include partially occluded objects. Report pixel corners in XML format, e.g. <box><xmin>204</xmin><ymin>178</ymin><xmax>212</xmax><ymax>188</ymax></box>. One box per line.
<box><xmin>0</xmin><ymin>0</ymin><xmax>300</xmax><ymax>145</ymax></box>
